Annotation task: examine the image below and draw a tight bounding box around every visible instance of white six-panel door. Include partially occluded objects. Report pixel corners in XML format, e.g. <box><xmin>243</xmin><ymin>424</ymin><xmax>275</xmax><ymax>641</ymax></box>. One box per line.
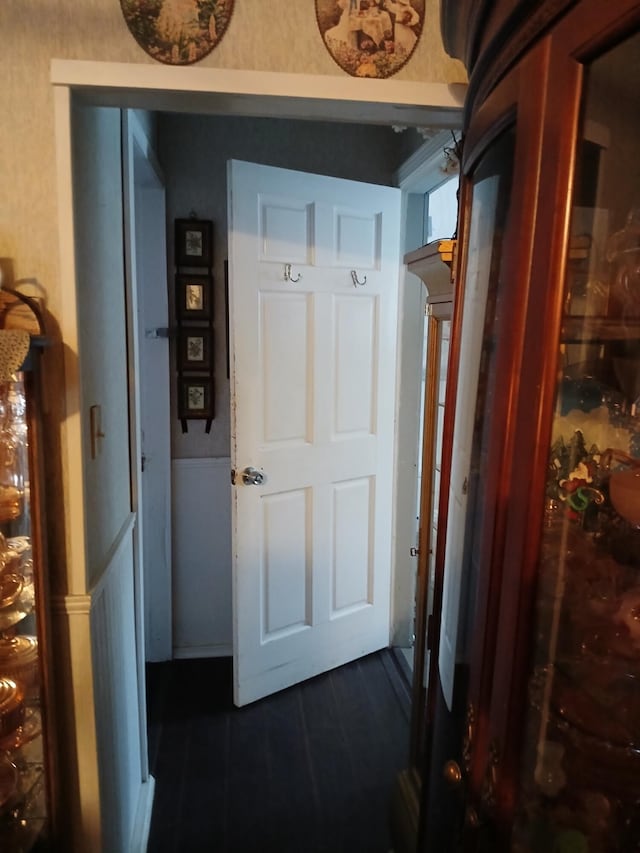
<box><xmin>228</xmin><ymin>160</ymin><xmax>401</xmax><ymax>705</ymax></box>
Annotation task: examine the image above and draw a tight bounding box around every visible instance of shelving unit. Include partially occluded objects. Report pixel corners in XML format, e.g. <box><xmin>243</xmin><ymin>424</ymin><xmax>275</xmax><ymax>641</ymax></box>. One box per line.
<box><xmin>417</xmin><ymin>3</ymin><xmax>640</xmax><ymax>850</ymax></box>
<box><xmin>0</xmin><ymin>291</ymin><xmax>55</xmax><ymax>851</ymax></box>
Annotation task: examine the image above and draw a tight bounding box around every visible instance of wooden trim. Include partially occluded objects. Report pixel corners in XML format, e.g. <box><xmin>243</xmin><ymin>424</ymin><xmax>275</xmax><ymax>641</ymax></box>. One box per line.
<box><xmin>442</xmin><ymin>0</ymin><xmax>579</xmax><ymax>125</ymax></box>
<box><xmin>462</xmin><ymin>41</ymin><xmax>552</xmax><ymax>815</ymax></box>
<box><xmin>467</xmin><ymin>0</ymin><xmax>577</xmax><ymax>119</ymax></box>
<box><xmin>417</xmin><ymin>170</ymin><xmax>473</xmax><ymax>842</ymax></box>
<box><xmin>431</xmin><ymin>0</ymin><xmax>640</xmax><ymax>840</ymax></box>
<box><xmin>24</xmin><ymin>367</ymin><xmax>63</xmax><ymax>848</ymax></box>
<box><xmin>495</xmin><ymin>58</ymin><xmax>580</xmax><ymax>825</ymax></box>
<box><xmin>487</xmin><ymin>0</ymin><xmax>640</xmax><ymax>825</ymax></box>
<box><xmin>409</xmin><ymin>302</ymin><xmax>451</xmax><ymax>769</ymax></box>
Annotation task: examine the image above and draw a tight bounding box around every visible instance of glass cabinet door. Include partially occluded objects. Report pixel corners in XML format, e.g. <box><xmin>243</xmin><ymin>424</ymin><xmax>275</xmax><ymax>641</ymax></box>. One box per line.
<box><xmin>421</xmin><ymin>125</ymin><xmax>516</xmax><ymax>850</ymax></box>
<box><xmin>514</xmin><ymin>28</ymin><xmax>640</xmax><ymax>853</ymax></box>
<box><xmin>0</xmin><ymin>324</ymin><xmax>52</xmax><ymax>849</ymax></box>
<box><xmin>412</xmin><ymin>298</ymin><xmax>451</xmax><ymax>768</ymax></box>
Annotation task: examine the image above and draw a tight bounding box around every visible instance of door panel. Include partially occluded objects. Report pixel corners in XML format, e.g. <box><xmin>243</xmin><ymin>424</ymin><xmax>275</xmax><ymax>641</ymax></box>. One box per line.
<box><xmin>334</xmin><ymin>294</ymin><xmax>377</xmax><ymax>435</ymax></box>
<box><xmin>262</xmin><ymin>488</ymin><xmax>310</xmax><ymax>638</ymax></box>
<box><xmin>259</xmin><ymin>196</ymin><xmax>313</xmax><ymax>263</ymax></box>
<box><xmin>332</xmin><ymin>476</ymin><xmax>373</xmax><ymax>612</ymax></box>
<box><xmin>228</xmin><ymin>160</ymin><xmax>400</xmax><ymax>706</ymax></box>
<box><xmin>261</xmin><ymin>291</ymin><xmax>311</xmax><ymax>444</ymax></box>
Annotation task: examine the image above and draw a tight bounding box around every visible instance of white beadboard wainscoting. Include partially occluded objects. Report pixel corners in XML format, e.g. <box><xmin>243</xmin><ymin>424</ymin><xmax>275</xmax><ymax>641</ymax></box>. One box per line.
<box><xmin>172</xmin><ymin>457</ymin><xmax>233</xmax><ymax>658</ymax></box>
<box><xmin>53</xmin><ymin>512</ymin><xmax>154</xmax><ymax>853</ymax></box>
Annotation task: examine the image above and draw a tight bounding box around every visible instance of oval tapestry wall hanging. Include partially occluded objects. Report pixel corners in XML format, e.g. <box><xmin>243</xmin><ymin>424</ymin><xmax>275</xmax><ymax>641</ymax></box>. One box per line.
<box><xmin>316</xmin><ymin>0</ymin><xmax>424</xmax><ymax>78</ymax></box>
<box><xmin>120</xmin><ymin>0</ymin><xmax>234</xmax><ymax>65</ymax></box>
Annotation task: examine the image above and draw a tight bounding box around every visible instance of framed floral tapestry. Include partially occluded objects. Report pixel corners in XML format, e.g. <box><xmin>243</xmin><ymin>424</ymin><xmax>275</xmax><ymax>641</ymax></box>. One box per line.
<box><xmin>120</xmin><ymin>0</ymin><xmax>235</xmax><ymax>65</ymax></box>
<box><xmin>316</xmin><ymin>0</ymin><xmax>424</xmax><ymax>78</ymax></box>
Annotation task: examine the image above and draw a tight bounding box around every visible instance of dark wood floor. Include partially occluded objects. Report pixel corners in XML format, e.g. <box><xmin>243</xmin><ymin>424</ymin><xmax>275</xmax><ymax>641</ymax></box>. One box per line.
<box><xmin>146</xmin><ymin>650</ymin><xmax>411</xmax><ymax>853</ymax></box>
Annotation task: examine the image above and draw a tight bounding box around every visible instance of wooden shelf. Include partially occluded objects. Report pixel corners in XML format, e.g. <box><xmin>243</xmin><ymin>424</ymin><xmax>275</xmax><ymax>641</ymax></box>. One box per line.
<box><xmin>404</xmin><ymin>239</ymin><xmax>455</xmax><ymax>302</ymax></box>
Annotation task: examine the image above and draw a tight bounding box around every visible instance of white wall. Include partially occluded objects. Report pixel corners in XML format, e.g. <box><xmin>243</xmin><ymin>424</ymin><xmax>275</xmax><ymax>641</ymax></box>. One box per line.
<box><xmin>172</xmin><ymin>458</ymin><xmax>232</xmax><ymax>657</ymax></box>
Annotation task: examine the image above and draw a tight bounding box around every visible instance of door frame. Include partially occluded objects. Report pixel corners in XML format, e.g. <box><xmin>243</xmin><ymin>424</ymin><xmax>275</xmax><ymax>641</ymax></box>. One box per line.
<box><xmin>121</xmin><ymin>109</ymin><xmax>152</xmax><ymax>784</ymax></box>
<box><xmin>122</xmin><ymin>111</ymin><xmax>173</xmax><ymax>665</ymax></box>
<box><xmin>52</xmin><ymin>61</ymin><xmax>463</xmax><ymax>836</ymax></box>
<box><xmin>392</xmin><ymin>137</ymin><xmax>461</xmax><ymax>649</ymax></box>
<box><xmin>53</xmin><ymin>61</ymin><xmax>464</xmax><ymax>619</ymax></box>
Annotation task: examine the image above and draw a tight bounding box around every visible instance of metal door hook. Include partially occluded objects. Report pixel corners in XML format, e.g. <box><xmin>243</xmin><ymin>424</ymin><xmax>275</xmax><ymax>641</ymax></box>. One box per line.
<box><xmin>284</xmin><ymin>263</ymin><xmax>301</xmax><ymax>283</ymax></box>
<box><xmin>350</xmin><ymin>270</ymin><xmax>367</xmax><ymax>287</ymax></box>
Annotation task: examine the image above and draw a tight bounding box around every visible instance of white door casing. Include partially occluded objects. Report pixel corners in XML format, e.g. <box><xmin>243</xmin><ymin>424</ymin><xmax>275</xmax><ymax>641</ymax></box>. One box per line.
<box><xmin>228</xmin><ymin>160</ymin><xmax>401</xmax><ymax>706</ymax></box>
<box><xmin>123</xmin><ymin>112</ymin><xmax>173</xmax><ymax>664</ymax></box>
<box><xmin>135</xmin><ymin>169</ymin><xmax>172</xmax><ymax>663</ymax></box>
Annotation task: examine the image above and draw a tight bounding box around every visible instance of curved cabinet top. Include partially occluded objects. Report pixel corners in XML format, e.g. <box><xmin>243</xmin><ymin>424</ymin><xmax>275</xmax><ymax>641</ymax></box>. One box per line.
<box><xmin>441</xmin><ymin>0</ymin><xmax>577</xmax><ymax>122</ymax></box>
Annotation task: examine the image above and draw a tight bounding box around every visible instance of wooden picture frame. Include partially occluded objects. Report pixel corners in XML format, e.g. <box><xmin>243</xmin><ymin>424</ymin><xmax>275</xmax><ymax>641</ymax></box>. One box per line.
<box><xmin>176</xmin><ymin>273</ymin><xmax>212</xmax><ymax>322</ymax></box>
<box><xmin>178</xmin><ymin>375</ymin><xmax>214</xmax><ymax>421</ymax></box>
<box><xmin>175</xmin><ymin>219</ymin><xmax>213</xmax><ymax>268</ymax></box>
<box><xmin>178</xmin><ymin>327</ymin><xmax>212</xmax><ymax>372</ymax></box>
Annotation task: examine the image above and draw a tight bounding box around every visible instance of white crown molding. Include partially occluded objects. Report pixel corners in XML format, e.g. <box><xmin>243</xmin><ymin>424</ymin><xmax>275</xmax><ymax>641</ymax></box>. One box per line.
<box><xmin>395</xmin><ymin>129</ymin><xmax>461</xmax><ymax>191</ymax></box>
<box><xmin>51</xmin><ymin>60</ymin><xmax>466</xmax><ymax>129</ymax></box>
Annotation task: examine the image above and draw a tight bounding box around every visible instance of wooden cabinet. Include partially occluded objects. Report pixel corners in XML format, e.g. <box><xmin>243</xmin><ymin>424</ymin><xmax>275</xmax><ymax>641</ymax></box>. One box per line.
<box><xmin>418</xmin><ymin>2</ymin><xmax>640</xmax><ymax>850</ymax></box>
<box><xmin>0</xmin><ymin>293</ymin><xmax>57</xmax><ymax>849</ymax></box>
<box><xmin>391</xmin><ymin>240</ymin><xmax>454</xmax><ymax>853</ymax></box>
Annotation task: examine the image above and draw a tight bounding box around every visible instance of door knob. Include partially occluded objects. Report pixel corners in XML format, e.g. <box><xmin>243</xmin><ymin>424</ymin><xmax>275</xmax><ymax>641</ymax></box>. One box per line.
<box><xmin>242</xmin><ymin>466</ymin><xmax>265</xmax><ymax>486</ymax></box>
<box><xmin>443</xmin><ymin>759</ymin><xmax>463</xmax><ymax>789</ymax></box>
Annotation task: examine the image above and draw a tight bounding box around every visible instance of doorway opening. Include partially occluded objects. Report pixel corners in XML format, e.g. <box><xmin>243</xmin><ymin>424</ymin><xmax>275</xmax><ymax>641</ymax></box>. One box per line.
<box><xmin>53</xmin><ymin>62</ymin><xmax>463</xmax><ymax>843</ymax></box>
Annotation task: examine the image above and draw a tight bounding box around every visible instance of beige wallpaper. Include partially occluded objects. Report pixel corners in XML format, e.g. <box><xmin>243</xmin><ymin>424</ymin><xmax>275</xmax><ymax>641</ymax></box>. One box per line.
<box><xmin>1</xmin><ymin>0</ymin><xmax>464</xmax><ymax>321</ymax></box>
<box><xmin>0</xmin><ymin>0</ymin><xmax>464</xmax><ymax>581</ymax></box>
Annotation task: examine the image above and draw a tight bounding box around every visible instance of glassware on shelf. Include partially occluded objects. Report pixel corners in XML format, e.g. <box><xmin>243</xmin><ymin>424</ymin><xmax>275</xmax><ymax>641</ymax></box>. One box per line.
<box><xmin>0</xmin><ymin>755</ymin><xmax>18</xmax><ymax>812</ymax></box>
<box><xmin>0</xmin><ymin>381</ymin><xmax>27</xmax><ymax>526</ymax></box>
<box><xmin>512</xmin><ymin>29</ymin><xmax>640</xmax><ymax>853</ymax></box>
<box><xmin>0</xmin><ymin>635</ymin><xmax>39</xmax><ymax>696</ymax></box>
<box><xmin>0</xmin><ymin>677</ymin><xmax>25</xmax><ymax>749</ymax></box>
<box><xmin>0</xmin><ymin>295</ymin><xmax>51</xmax><ymax>850</ymax></box>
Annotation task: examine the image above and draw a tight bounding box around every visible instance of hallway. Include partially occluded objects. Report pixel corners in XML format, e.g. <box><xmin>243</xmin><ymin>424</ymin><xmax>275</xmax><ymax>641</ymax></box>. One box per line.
<box><xmin>146</xmin><ymin>650</ymin><xmax>411</xmax><ymax>852</ymax></box>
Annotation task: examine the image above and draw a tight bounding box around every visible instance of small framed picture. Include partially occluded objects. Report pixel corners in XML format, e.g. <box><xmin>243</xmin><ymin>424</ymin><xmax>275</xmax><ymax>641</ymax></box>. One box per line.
<box><xmin>179</xmin><ymin>328</ymin><xmax>212</xmax><ymax>372</ymax></box>
<box><xmin>176</xmin><ymin>274</ymin><xmax>212</xmax><ymax>321</ymax></box>
<box><xmin>175</xmin><ymin>219</ymin><xmax>213</xmax><ymax>268</ymax></box>
<box><xmin>178</xmin><ymin>376</ymin><xmax>214</xmax><ymax>420</ymax></box>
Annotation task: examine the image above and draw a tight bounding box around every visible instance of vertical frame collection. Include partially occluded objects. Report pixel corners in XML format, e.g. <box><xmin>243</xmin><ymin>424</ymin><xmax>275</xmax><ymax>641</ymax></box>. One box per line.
<box><xmin>174</xmin><ymin>218</ymin><xmax>214</xmax><ymax>432</ymax></box>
